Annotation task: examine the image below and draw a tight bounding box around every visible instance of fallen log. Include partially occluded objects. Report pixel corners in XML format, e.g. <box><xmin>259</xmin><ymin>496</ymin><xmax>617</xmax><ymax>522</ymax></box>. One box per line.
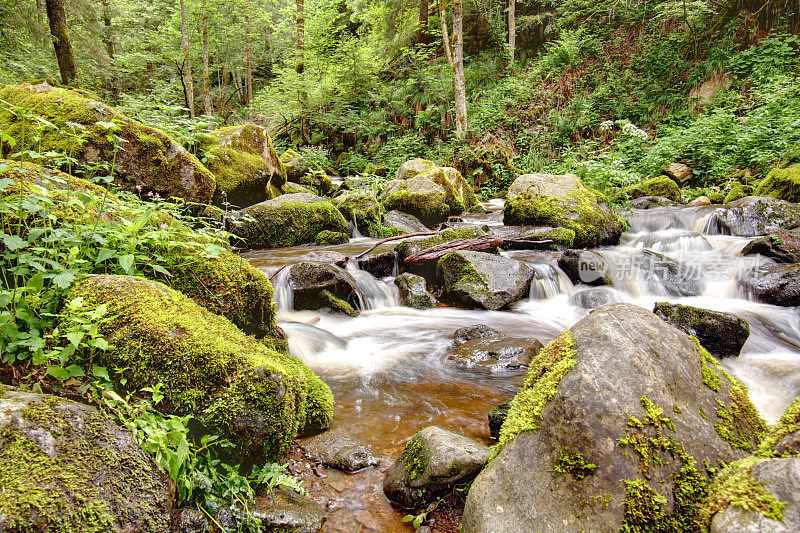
<box><xmin>354</xmin><ymin>230</ymin><xmax>438</xmax><ymax>259</ymax></box>
<box><xmin>500</xmin><ymin>239</ymin><xmax>556</xmax><ymax>250</ymax></box>
<box><xmin>404</xmin><ymin>235</ymin><xmax>504</xmax><ymax>264</ymax></box>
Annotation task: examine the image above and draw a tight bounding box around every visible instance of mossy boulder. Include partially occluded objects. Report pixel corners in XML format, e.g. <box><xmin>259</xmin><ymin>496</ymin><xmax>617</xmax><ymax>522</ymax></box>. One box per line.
<box><xmin>314</xmin><ymin>230</ymin><xmax>349</xmax><ymax>245</ymax></box>
<box><xmin>280</xmin><ymin>149</ymin><xmax>311</xmax><ymax>182</ymax></box>
<box><xmin>436</xmin><ymin>250</ymin><xmax>534</xmax><ymax>310</ymax></box>
<box><xmin>759</xmin><ymin>396</ymin><xmax>800</xmax><ymax>458</ymax></box>
<box><xmin>65</xmin><ymin>275</ymin><xmax>333</xmax><ymax>460</ymax></box>
<box><xmin>653</xmin><ymin>302</ymin><xmax>750</xmax><ymax>358</ymax></box>
<box><xmin>631</xmin><ymin>196</ymin><xmax>679</xmax><ymax>209</ymax></box>
<box><xmin>394</xmin><ymin>272</ymin><xmax>436</xmax><ymax>309</ymax></box>
<box><xmin>623</xmin><ymin>176</ymin><xmax>682</xmax><ymax>203</ymax></box>
<box><xmin>301</xmin><ymin>428</ymin><xmax>377</xmax><ymax>473</ymax></box>
<box><xmin>0</xmin><ymin>82</ymin><xmax>215</xmax><ymax>203</ymax></box>
<box><xmin>226</xmin><ymin>193</ymin><xmax>349</xmax><ymax>249</ymax></box>
<box><xmin>702</xmin><ymin>197</ymin><xmax>800</xmax><ymax>236</ymax></box>
<box><xmin>335</xmin><ymin>192</ymin><xmax>391</xmax><ymax>238</ymax></box>
<box><xmin>383</xmin><ymin>426</ymin><xmax>491</xmax><ymax>509</ymax></box>
<box><xmin>288</xmin><ymin>262</ymin><xmax>362</xmax><ymax>312</ymax></box>
<box><xmin>204</xmin><ymin>124</ymin><xmax>286</xmax><ymax>209</ymax></box>
<box><xmin>755</xmin><ymin>163</ymin><xmax>800</xmax><ymax>203</ymax></box>
<box><xmin>463</xmin><ymin>304</ymin><xmax>766</xmax><ymax>532</ymax></box>
<box><xmin>396</xmin><ymin>158</ymin><xmax>479</xmax><ymax>214</ymax></box>
<box><xmin>503</xmin><ymin>174</ymin><xmax>625</xmax><ymax>248</ymax></box>
<box><xmin>380</xmin><ymin>176</ymin><xmax>450</xmax><ymax>226</ymax></box>
<box><xmin>383</xmin><ymin>209</ymin><xmax>429</xmax><ymax>233</ymax></box>
<box><xmin>0</xmin><ymin>386</ymin><xmax>174</xmax><ymax>532</ymax></box>
<box><xmin>724</xmin><ymin>183</ymin><xmax>755</xmax><ymax>204</ymax></box>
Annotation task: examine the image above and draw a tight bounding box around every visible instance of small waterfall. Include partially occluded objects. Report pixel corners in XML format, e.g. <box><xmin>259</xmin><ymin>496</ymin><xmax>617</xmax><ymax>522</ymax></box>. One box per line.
<box><xmin>625</xmin><ymin>230</ymin><xmax>713</xmax><ymax>254</ymax></box>
<box><xmin>282</xmin><ymin>321</ymin><xmax>349</xmax><ymax>361</ymax></box>
<box><xmin>626</xmin><ymin>206</ymin><xmax>709</xmax><ymax>233</ymax></box>
<box><xmin>345</xmin><ymin>260</ymin><xmax>401</xmax><ymax>309</ymax></box>
<box><xmin>267</xmin><ymin>266</ymin><xmax>294</xmax><ymax>311</ymax></box>
<box><xmin>529</xmin><ymin>264</ymin><xmax>574</xmax><ymax>300</ymax></box>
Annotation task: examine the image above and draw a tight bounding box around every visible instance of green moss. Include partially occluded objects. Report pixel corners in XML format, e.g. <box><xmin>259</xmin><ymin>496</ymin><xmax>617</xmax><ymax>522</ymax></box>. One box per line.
<box><xmin>493</xmin><ymin>331</ymin><xmax>577</xmax><ymax>458</ymax></box>
<box><xmin>623</xmin><ymin>176</ymin><xmax>682</xmax><ymax>202</ymax></box>
<box><xmin>553</xmin><ymin>448</ymin><xmax>598</xmax><ymax>481</ymax></box>
<box><xmin>381</xmin><ymin>178</ymin><xmax>451</xmax><ymax>226</ymax></box>
<box><xmin>698</xmin><ymin>457</ymin><xmax>786</xmax><ymax>527</ymax></box>
<box><xmin>402</xmin><ymin>433</ymin><xmax>427</xmax><ymax>481</ymax></box>
<box><xmin>319</xmin><ymin>289</ymin><xmax>359</xmax><ymax>316</ymax></box>
<box><xmin>417</xmin><ymin>167</ymin><xmax>478</xmax><ymax>214</ymax></box>
<box><xmin>395</xmin><ymin>227</ymin><xmax>486</xmax><ymax>259</ymax></box>
<box><xmin>755</xmin><ymin>163</ymin><xmax>800</xmax><ymax>203</ymax></box>
<box><xmin>314</xmin><ymin>230</ymin><xmax>349</xmax><ymax>245</ymax></box>
<box><xmin>335</xmin><ymin>192</ymin><xmax>389</xmax><ymax>238</ymax></box>
<box><xmin>758</xmin><ymin>396</ymin><xmax>800</xmax><ymax>457</ymax></box>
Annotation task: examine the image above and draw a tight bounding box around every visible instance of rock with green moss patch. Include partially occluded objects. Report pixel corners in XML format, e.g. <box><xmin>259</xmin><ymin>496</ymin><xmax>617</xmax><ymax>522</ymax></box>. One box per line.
<box><xmin>654</xmin><ymin>302</ymin><xmax>750</xmax><ymax>358</ymax></box>
<box><xmin>66</xmin><ymin>275</ymin><xmax>333</xmax><ymax>460</ymax></box>
<box><xmin>396</xmin><ymin>158</ymin><xmax>479</xmax><ymax>215</ymax></box>
<box><xmin>623</xmin><ymin>176</ymin><xmax>682</xmax><ymax>203</ymax></box>
<box><xmin>314</xmin><ymin>230</ymin><xmax>349</xmax><ymax>245</ymax></box>
<box><xmin>503</xmin><ymin>174</ymin><xmax>625</xmax><ymax>248</ymax></box>
<box><xmin>394</xmin><ymin>272</ymin><xmax>436</xmax><ymax>309</ymax></box>
<box><xmin>289</xmin><ymin>262</ymin><xmax>361</xmax><ymax>312</ymax></box>
<box><xmin>755</xmin><ymin>163</ymin><xmax>800</xmax><ymax>203</ymax></box>
<box><xmin>383</xmin><ymin>425</ymin><xmax>490</xmax><ymax>509</ymax></box>
<box><xmin>463</xmin><ymin>303</ymin><xmax>766</xmax><ymax>532</ymax></box>
<box><xmin>395</xmin><ymin>227</ymin><xmax>486</xmax><ymax>261</ymax></box>
<box><xmin>0</xmin><ymin>82</ymin><xmax>214</xmax><ymax>203</ymax></box>
<box><xmin>741</xmin><ymin>229</ymin><xmax>800</xmax><ymax>263</ymax></box>
<box><xmin>335</xmin><ymin>192</ymin><xmax>390</xmax><ymax>238</ymax></box>
<box><xmin>380</xmin><ymin>177</ymin><xmax>450</xmax><ymax>226</ymax></box>
<box><xmin>280</xmin><ymin>149</ymin><xmax>311</xmax><ymax>181</ymax></box>
<box><xmin>0</xmin><ymin>385</ymin><xmax>174</xmax><ymax>532</ymax></box>
<box><xmin>703</xmin><ymin>457</ymin><xmax>799</xmax><ymax>532</ymax></box>
<box><xmin>490</xmin><ymin>225</ymin><xmax>576</xmax><ymax>250</ymax></box>
<box><xmin>382</xmin><ymin>210</ymin><xmax>429</xmax><ymax>233</ymax></box>
<box><xmin>759</xmin><ymin>397</ymin><xmax>800</xmax><ymax>458</ymax></box>
<box><xmin>227</xmin><ymin>193</ymin><xmax>349</xmax><ymax>248</ymax></box>
<box><xmin>704</xmin><ymin>197</ymin><xmax>800</xmax><ymax>236</ymax></box>
<box><xmin>725</xmin><ymin>183</ymin><xmax>755</xmax><ymax>204</ymax></box>
<box><xmin>631</xmin><ymin>196</ymin><xmax>679</xmax><ymax>209</ymax></box>
<box><xmin>204</xmin><ymin>124</ymin><xmax>286</xmax><ymax>209</ymax></box>
<box><xmin>437</xmin><ymin>250</ymin><xmax>534</xmax><ymax>310</ymax></box>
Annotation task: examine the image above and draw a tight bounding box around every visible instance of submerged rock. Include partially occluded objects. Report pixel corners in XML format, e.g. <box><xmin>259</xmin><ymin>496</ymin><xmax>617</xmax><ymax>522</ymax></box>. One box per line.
<box><xmin>453</xmin><ymin>324</ymin><xmax>503</xmax><ymax>344</ymax></box>
<box><xmin>0</xmin><ymin>386</ymin><xmax>174</xmax><ymax>532</ymax></box>
<box><xmin>463</xmin><ymin>304</ymin><xmax>765</xmax><ymax>532</ymax></box>
<box><xmin>302</xmin><ymin>429</ymin><xmax>377</xmax><ymax>473</ymax></box>
<box><xmin>742</xmin><ymin>264</ymin><xmax>800</xmax><ymax>307</ymax></box>
<box><xmin>741</xmin><ymin>229</ymin><xmax>800</xmax><ymax>264</ymax></box>
<box><xmin>383</xmin><ymin>426</ymin><xmax>491</xmax><ymax>509</ymax></box>
<box><xmin>227</xmin><ymin>193</ymin><xmax>349</xmax><ymax>248</ymax></box>
<box><xmin>395</xmin><ymin>273</ymin><xmax>437</xmax><ymax>309</ymax></box>
<box><xmin>436</xmin><ymin>250</ymin><xmax>534</xmax><ymax>310</ymax></box>
<box><xmin>251</xmin><ymin>487</ymin><xmax>325</xmax><ymax>533</ymax></box>
<box><xmin>654</xmin><ymin>302</ymin><xmax>750</xmax><ymax>358</ymax></box>
<box><xmin>448</xmin><ymin>336</ymin><xmax>543</xmax><ymax>371</ymax></box>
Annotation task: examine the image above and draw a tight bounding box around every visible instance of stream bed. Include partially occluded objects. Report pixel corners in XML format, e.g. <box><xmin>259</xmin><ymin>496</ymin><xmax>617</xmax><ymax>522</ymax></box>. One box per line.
<box><xmin>241</xmin><ymin>200</ymin><xmax>800</xmax><ymax>531</ymax></box>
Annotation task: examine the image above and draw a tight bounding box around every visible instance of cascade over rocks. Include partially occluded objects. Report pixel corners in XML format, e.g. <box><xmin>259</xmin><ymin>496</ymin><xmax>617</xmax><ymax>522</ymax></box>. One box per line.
<box><xmin>503</xmin><ymin>174</ymin><xmax>625</xmax><ymax>248</ymax></box>
<box><xmin>0</xmin><ymin>385</ymin><xmax>174</xmax><ymax>532</ymax></box>
<box><xmin>0</xmin><ymin>83</ymin><xmax>215</xmax><ymax>203</ymax></box>
<box><xmin>383</xmin><ymin>426</ymin><xmax>491</xmax><ymax>509</ymax></box>
<box><xmin>226</xmin><ymin>193</ymin><xmax>349</xmax><ymax>248</ymax></box>
<box><xmin>436</xmin><ymin>250</ymin><xmax>534</xmax><ymax>310</ymax></box>
<box><xmin>654</xmin><ymin>302</ymin><xmax>750</xmax><ymax>358</ymax></box>
<box><xmin>463</xmin><ymin>304</ymin><xmax>765</xmax><ymax>533</ymax></box>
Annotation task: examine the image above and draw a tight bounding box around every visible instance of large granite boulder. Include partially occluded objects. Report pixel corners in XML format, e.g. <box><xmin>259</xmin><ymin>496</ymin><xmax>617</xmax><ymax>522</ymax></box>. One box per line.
<box><xmin>463</xmin><ymin>304</ymin><xmax>766</xmax><ymax>532</ymax></box>
<box><xmin>503</xmin><ymin>174</ymin><xmax>625</xmax><ymax>248</ymax></box>
<box><xmin>382</xmin><ymin>210</ymin><xmax>429</xmax><ymax>233</ymax></box>
<box><xmin>654</xmin><ymin>302</ymin><xmax>750</xmax><ymax>358</ymax></box>
<box><xmin>741</xmin><ymin>229</ymin><xmax>800</xmax><ymax>263</ymax></box>
<box><xmin>0</xmin><ymin>82</ymin><xmax>214</xmax><ymax>203</ymax></box>
<box><xmin>383</xmin><ymin>426</ymin><xmax>491</xmax><ymax>509</ymax></box>
<box><xmin>0</xmin><ymin>386</ymin><xmax>174</xmax><ymax>532</ymax></box>
<box><xmin>395</xmin><ymin>158</ymin><xmax>479</xmax><ymax>214</ymax></box>
<box><xmin>380</xmin><ymin>176</ymin><xmax>450</xmax><ymax>226</ymax></box>
<box><xmin>742</xmin><ymin>264</ymin><xmax>800</xmax><ymax>307</ymax></box>
<box><xmin>66</xmin><ymin>275</ymin><xmax>333</xmax><ymax>460</ymax></box>
<box><xmin>436</xmin><ymin>251</ymin><xmax>534</xmax><ymax>310</ymax></box>
<box><xmin>226</xmin><ymin>193</ymin><xmax>349</xmax><ymax>248</ymax></box>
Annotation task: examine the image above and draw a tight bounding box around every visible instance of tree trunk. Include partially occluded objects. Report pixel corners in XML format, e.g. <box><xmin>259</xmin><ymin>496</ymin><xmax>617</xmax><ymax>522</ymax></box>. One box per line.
<box><xmin>296</xmin><ymin>0</ymin><xmax>310</xmax><ymax>141</ymax></box>
<box><xmin>44</xmin><ymin>0</ymin><xmax>78</xmax><ymax>85</ymax></box>
<box><xmin>245</xmin><ymin>0</ymin><xmax>253</xmax><ymax>107</ymax></box>
<box><xmin>202</xmin><ymin>0</ymin><xmax>212</xmax><ymax>115</ymax></box>
<box><xmin>180</xmin><ymin>0</ymin><xmax>195</xmax><ymax>118</ymax></box>
<box><xmin>508</xmin><ymin>0</ymin><xmax>515</xmax><ymax>64</ymax></box>
<box><xmin>418</xmin><ymin>0</ymin><xmax>429</xmax><ymax>45</ymax></box>
<box><xmin>100</xmin><ymin>0</ymin><xmax>121</xmax><ymax>102</ymax></box>
<box><xmin>440</xmin><ymin>0</ymin><xmax>453</xmax><ymax>67</ymax></box>
<box><xmin>452</xmin><ymin>0</ymin><xmax>468</xmax><ymax>137</ymax></box>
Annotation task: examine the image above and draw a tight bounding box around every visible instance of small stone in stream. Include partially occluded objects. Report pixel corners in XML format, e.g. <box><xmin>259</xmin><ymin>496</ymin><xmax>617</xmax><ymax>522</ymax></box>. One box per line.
<box><xmin>448</xmin><ymin>336</ymin><xmax>543</xmax><ymax>371</ymax></box>
<box><xmin>302</xmin><ymin>429</ymin><xmax>378</xmax><ymax>472</ymax></box>
<box><xmin>358</xmin><ymin>251</ymin><xmax>396</xmax><ymax>278</ymax></box>
<box><xmin>453</xmin><ymin>324</ymin><xmax>503</xmax><ymax>344</ymax></box>
<box><xmin>741</xmin><ymin>229</ymin><xmax>800</xmax><ymax>264</ymax></box>
<box><xmin>630</xmin><ymin>196</ymin><xmax>678</xmax><ymax>209</ymax></box>
<box><xmin>251</xmin><ymin>487</ymin><xmax>325</xmax><ymax>533</ymax></box>
<box><xmin>395</xmin><ymin>272</ymin><xmax>437</xmax><ymax>309</ymax></box>
<box><xmin>355</xmin><ymin>510</ymin><xmax>379</xmax><ymax>530</ymax></box>
<box><xmin>488</xmin><ymin>403</ymin><xmax>510</xmax><ymax>439</ymax></box>
<box><xmin>558</xmin><ymin>249</ymin><xmax>613</xmax><ymax>286</ymax></box>
<box><xmin>568</xmin><ymin>287</ymin><xmax>624</xmax><ymax>309</ymax></box>
<box><xmin>302</xmin><ymin>250</ymin><xmax>348</xmax><ymax>267</ymax></box>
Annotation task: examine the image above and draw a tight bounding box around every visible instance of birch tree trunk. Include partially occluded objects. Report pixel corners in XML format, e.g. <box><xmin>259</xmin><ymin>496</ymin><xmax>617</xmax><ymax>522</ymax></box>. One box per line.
<box><xmin>44</xmin><ymin>0</ymin><xmax>78</xmax><ymax>85</ymax></box>
<box><xmin>202</xmin><ymin>0</ymin><xmax>212</xmax><ymax>116</ymax></box>
<box><xmin>452</xmin><ymin>0</ymin><xmax>468</xmax><ymax>137</ymax></box>
<box><xmin>180</xmin><ymin>0</ymin><xmax>195</xmax><ymax>118</ymax></box>
<box><xmin>440</xmin><ymin>0</ymin><xmax>453</xmax><ymax>67</ymax></box>
<box><xmin>508</xmin><ymin>0</ymin><xmax>515</xmax><ymax>64</ymax></box>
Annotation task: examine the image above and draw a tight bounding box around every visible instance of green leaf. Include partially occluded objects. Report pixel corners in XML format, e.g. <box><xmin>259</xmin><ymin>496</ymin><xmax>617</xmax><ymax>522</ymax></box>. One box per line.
<box><xmin>52</xmin><ymin>271</ymin><xmax>77</xmax><ymax>289</ymax></box>
<box><xmin>66</xmin><ymin>331</ymin><xmax>85</xmax><ymax>348</ymax></box>
<box><xmin>150</xmin><ymin>264</ymin><xmax>171</xmax><ymax>276</ymax></box>
<box><xmin>47</xmin><ymin>365</ymin><xmax>70</xmax><ymax>380</ymax></box>
<box><xmin>0</xmin><ymin>177</ymin><xmax>14</xmax><ymax>191</ymax></box>
<box><xmin>88</xmin><ymin>337</ymin><xmax>110</xmax><ymax>351</ymax></box>
<box><xmin>96</xmin><ymin>248</ymin><xmax>115</xmax><ymax>263</ymax></box>
<box><xmin>66</xmin><ymin>364</ymin><xmax>86</xmax><ymax>377</ymax></box>
<box><xmin>2</xmin><ymin>234</ymin><xmax>27</xmax><ymax>251</ymax></box>
<box><xmin>118</xmin><ymin>254</ymin><xmax>134</xmax><ymax>274</ymax></box>
<box><xmin>26</xmin><ymin>273</ymin><xmax>44</xmax><ymax>293</ymax></box>
<box><xmin>92</xmin><ymin>365</ymin><xmax>111</xmax><ymax>381</ymax></box>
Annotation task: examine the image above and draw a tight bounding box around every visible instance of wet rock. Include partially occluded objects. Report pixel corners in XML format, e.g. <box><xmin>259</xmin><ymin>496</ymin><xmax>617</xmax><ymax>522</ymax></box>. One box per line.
<box><xmin>762</xmin><ymin>397</ymin><xmax>800</xmax><ymax>457</ymax></box>
<box><xmin>742</xmin><ymin>264</ymin><xmax>800</xmax><ymax>307</ymax></box>
<box><xmin>383</xmin><ymin>426</ymin><xmax>491</xmax><ymax>509</ymax></box>
<box><xmin>436</xmin><ymin>250</ymin><xmax>534</xmax><ymax>310</ymax></box>
<box><xmin>463</xmin><ymin>304</ymin><xmax>765</xmax><ymax>532</ymax></box>
<box><xmin>357</xmin><ymin>251</ymin><xmax>396</xmax><ymax>278</ymax></box>
<box><xmin>664</xmin><ymin>162</ymin><xmax>694</xmax><ymax>184</ymax></box>
<box><xmin>558</xmin><ymin>249</ymin><xmax>613</xmax><ymax>286</ymax></box>
<box><xmin>741</xmin><ymin>229</ymin><xmax>800</xmax><ymax>263</ymax></box>
<box><xmin>654</xmin><ymin>302</ymin><xmax>750</xmax><ymax>358</ymax></box>
<box><xmin>284</xmin><ymin>181</ymin><xmax>314</xmax><ymax>194</ymax></box>
<box><xmin>568</xmin><ymin>287</ymin><xmax>624</xmax><ymax>309</ymax></box>
<box><xmin>380</xmin><ymin>177</ymin><xmax>450</xmax><ymax>226</ymax></box>
<box><xmin>382</xmin><ymin>210</ymin><xmax>429</xmax><ymax>233</ymax></box>
<box><xmin>302</xmin><ymin>429</ymin><xmax>377</xmax><ymax>473</ymax></box>
<box><xmin>503</xmin><ymin>174</ymin><xmax>625</xmax><ymax>248</ymax></box>
<box><xmin>488</xmin><ymin>403</ymin><xmax>511</xmax><ymax>439</ymax></box>
<box><xmin>641</xmin><ymin>249</ymin><xmax>703</xmax><ymax>296</ymax></box>
<box><xmin>623</xmin><ymin>176</ymin><xmax>681</xmax><ymax>203</ymax></box>
<box><xmin>395</xmin><ymin>273</ymin><xmax>437</xmax><ymax>309</ymax></box>
<box><xmin>0</xmin><ymin>385</ymin><xmax>174</xmax><ymax>532</ymax></box>
<box><xmin>251</xmin><ymin>487</ymin><xmax>325</xmax><ymax>533</ymax></box>
<box><xmin>448</xmin><ymin>337</ymin><xmax>543</xmax><ymax>371</ymax></box>
<box><xmin>630</xmin><ymin>196</ymin><xmax>678</xmax><ymax>209</ymax></box>
<box><xmin>289</xmin><ymin>262</ymin><xmax>361</xmax><ymax>311</ymax></box>
<box><xmin>227</xmin><ymin>193</ymin><xmax>349</xmax><ymax>248</ymax></box>
<box><xmin>171</xmin><ymin>505</ymin><xmax>209</xmax><ymax>533</ymax></box>
<box><xmin>301</xmin><ymin>250</ymin><xmax>348</xmax><ymax>267</ymax></box>
<box><xmin>453</xmin><ymin>324</ymin><xmax>503</xmax><ymax>344</ymax></box>
<box><xmin>701</xmin><ymin>197</ymin><xmax>800</xmax><ymax>237</ymax></box>
<box><xmin>709</xmin><ymin>458</ymin><xmax>800</xmax><ymax>533</ymax></box>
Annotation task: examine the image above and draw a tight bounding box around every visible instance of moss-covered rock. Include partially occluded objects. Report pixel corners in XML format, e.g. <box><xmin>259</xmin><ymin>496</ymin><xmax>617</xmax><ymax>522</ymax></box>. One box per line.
<box><xmin>503</xmin><ymin>174</ymin><xmax>625</xmax><ymax>248</ymax></box>
<box><xmin>755</xmin><ymin>163</ymin><xmax>800</xmax><ymax>203</ymax></box>
<box><xmin>490</xmin><ymin>225</ymin><xmax>576</xmax><ymax>250</ymax></box>
<box><xmin>0</xmin><ymin>82</ymin><xmax>215</xmax><ymax>203</ymax></box>
<box><xmin>395</xmin><ymin>227</ymin><xmax>486</xmax><ymax>261</ymax></box>
<box><xmin>227</xmin><ymin>193</ymin><xmax>349</xmax><ymax>248</ymax></box>
<box><xmin>623</xmin><ymin>176</ymin><xmax>682</xmax><ymax>203</ymax></box>
<box><xmin>705</xmin><ymin>196</ymin><xmax>800</xmax><ymax>236</ymax></box>
<box><xmin>380</xmin><ymin>176</ymin><xmax>450</xmax><ymax>226</ymax></box>
<box><xmin>725</xmin><ymin>182</ymin><xmax>754</xmax><ymax>203</ymax></box>
<box><xmin>65</xmin><ymin>275</ymin><xmax>333</xmax><ymax>460</ymax></box>
<box><xmin>759</xmin><ymin>396</ymin><xmax>800</xmax><ymax>458</ymax></box>
<box><xmin>394</xmin><ymin>272</ymin><xmax>436</xmax><ymax>309</ymax></box>
<box><xmin>314</xmin><ymin>230</ymin><xmax>349</xmax><ymax>245</ymax></box>
<box><xmin>203</xmin><ymin>124</ymin><xmax>286</xmax><ymax>209</ymax></box>
<box><xmin>653</xmin><ymin>302</ymin><xmax>750</xmax><ymax>358</ymax></box>
<box><xmin>288</xmin><ymin>262</ymin><xmax>362</xmax><ymax>312</ymax></box>
<box><xmin>0</xmin><ymin>385</ymin><xmax>174</xmax><ymax>532</ymax></box>
<box><xmin>436</xmin><ymin>250</ymin><xmax>534</xmax><ymax>310</ymax></box>
<box><xmin>280</xmin><ymin>149</ymin><xmax>311</xmax><ymax>182</ymax></box>
<box><xmin>463</xmin><ymin>304</ymin><xmax>766</xmax><ymax>532</ymax></box>
<box><xmin>334</xmin><ymin>191</ymin><xmax>403</xmax><ymax>238</ymax></box>
<box><xmin>396</xmin><ymin>158</ymin><xmax>479</xmax><ymax>215</ymax></box>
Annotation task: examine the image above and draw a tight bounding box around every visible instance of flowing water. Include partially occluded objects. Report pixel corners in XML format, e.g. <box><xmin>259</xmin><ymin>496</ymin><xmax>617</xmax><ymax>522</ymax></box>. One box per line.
<box><xmin>241</xmin><ymin>200</ymin><xmax>800</xmax><ymax>531</ymax></box>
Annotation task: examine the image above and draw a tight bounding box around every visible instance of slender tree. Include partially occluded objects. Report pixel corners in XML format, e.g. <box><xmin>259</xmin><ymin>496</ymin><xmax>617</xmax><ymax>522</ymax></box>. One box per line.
<box><xmin>418</xmin><ymin>0</ymin><xmax>429</xmax><ymax>45</ymax></box>
<box><xmin>44</xmin><ymin>0</ymin><xmax>78</xmax><ymax>85</ymax></box>
<box><xmin>441</xmin><ymin>0</ymin><xmax>467</xmax><ymax>137</ymax></box>
<box><xmin>202</xmin><ymin>0</ymin><xmax>212</xmax><ymax>115</ymax></box>
<box><xmin>100</xmin><ymin>0</ymin><xmax>121</xmax><ymax>102</ymax></box>
<box><xmin>180</xmin><ymin>0</ymin><xmax>195</xmax><ymax>118</ymax></box>
<box><xmin>296</xmin><ymin>0</ymin><xmax>310</xmax><ymax>141</ymax></box>
<box><xmin>508</xmin><ymin>0</ymin><xmax>515</xmax><ymax>63</ymax></box>
<box><xmin>245</xmin><ymin>0</ymin><xmax>253</xmax><ymax>107</ymax></box>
